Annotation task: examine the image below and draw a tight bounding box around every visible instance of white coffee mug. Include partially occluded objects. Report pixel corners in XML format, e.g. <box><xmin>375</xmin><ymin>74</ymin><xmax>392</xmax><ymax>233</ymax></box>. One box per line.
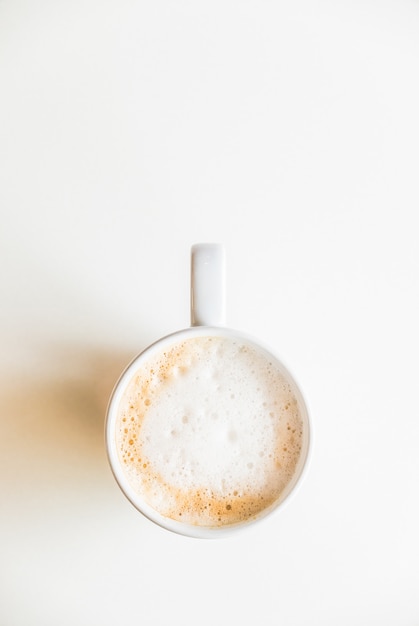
<box><xmin>106</xmin><ymin>244</ymin><xmax>311</xmax><ymax>538</ymax></box>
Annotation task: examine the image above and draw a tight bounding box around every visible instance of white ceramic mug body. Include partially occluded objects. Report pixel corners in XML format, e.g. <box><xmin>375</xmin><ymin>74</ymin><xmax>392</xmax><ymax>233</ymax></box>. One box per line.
<box><xmin>105</xmin><ymin>245</ymin><xmax>311</xmax><ymax>538</ymax></box>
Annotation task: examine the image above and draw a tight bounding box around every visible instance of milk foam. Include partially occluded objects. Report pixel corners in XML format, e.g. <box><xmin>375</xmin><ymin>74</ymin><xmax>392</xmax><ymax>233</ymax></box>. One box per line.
<box><xmin>115</xmin><ymin>335</ymin><xmax>304</xmax><ymax>527</ymax></box>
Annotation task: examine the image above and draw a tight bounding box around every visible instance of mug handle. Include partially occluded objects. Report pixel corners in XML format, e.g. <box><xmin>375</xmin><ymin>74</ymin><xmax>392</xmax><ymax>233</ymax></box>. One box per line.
<box><xmin>191</xmin><ymin>243</ymin><xmax>226</xmax><ymax>327</ymax></box>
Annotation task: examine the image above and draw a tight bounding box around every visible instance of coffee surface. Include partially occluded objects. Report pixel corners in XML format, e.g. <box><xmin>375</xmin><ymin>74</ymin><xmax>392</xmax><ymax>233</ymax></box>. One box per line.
<box><xmin>115</xmin><ymin>335</ymin><xmax>304</xmax><ymax>527</ymax></box>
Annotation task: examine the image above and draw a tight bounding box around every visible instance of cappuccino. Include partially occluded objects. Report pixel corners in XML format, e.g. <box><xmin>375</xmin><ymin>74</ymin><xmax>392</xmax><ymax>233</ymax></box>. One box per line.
<box><xmin>113</xmin><ymin>333</ymin><xmax>305</xmax><ymax>528</ymax></box>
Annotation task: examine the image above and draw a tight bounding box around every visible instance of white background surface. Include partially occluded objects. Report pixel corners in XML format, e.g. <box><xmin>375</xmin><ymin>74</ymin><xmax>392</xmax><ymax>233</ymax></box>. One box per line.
<box><xmin>1</xmin><ymin>0</ymin><xmax>418</xmax><ymax>624</ymax></box>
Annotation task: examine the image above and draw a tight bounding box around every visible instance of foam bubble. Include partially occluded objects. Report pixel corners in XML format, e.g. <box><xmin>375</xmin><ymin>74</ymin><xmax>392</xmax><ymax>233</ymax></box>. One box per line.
<box><xmin>115</xmin><ymin>335</ymin><xmax>305</xmax><ymax>527</ymax></box>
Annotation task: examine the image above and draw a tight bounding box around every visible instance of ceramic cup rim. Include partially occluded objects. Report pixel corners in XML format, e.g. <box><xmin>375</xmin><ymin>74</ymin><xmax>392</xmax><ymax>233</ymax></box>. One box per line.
<box><xmin>105</xmin><ymin>325</ymin><xmax>312</xmax><ymax>539</ymax></box>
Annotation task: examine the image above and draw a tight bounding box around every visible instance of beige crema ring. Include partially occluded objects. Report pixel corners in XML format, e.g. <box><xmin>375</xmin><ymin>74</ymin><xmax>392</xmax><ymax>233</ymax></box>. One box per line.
<box><xmin>113</xmin><ymin>333</ymin><xmax>306</xmax><ymax>529</ymax></box>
